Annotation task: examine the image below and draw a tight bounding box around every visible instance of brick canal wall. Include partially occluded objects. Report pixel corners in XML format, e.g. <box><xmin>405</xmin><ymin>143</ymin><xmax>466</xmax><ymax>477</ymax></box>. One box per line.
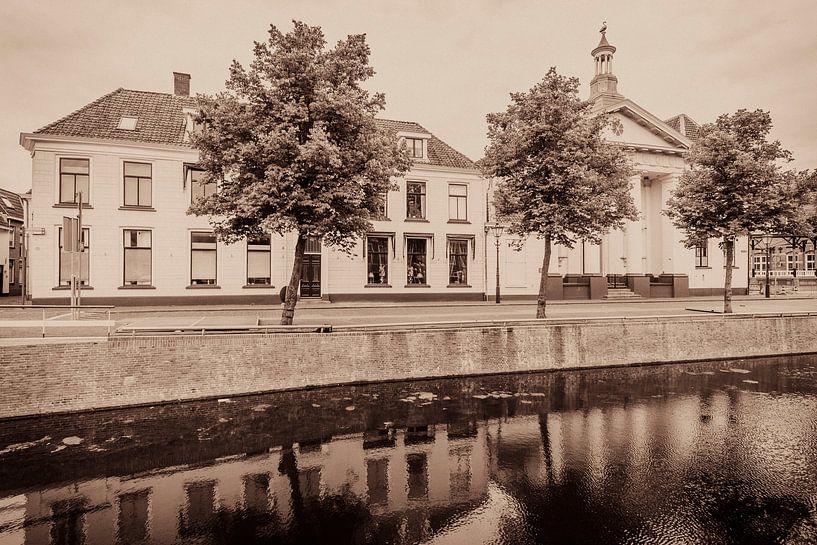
<box><xmin>2</xmin><ymin>314</ymin><xmax>816</xmax><ymax>419</ymax></box>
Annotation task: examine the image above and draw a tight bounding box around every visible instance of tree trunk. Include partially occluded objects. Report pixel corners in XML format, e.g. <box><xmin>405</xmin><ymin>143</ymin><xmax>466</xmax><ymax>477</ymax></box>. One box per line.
<box><xmin>281</xmin><ymin>234</ymin><xmax>306</xmax><ymax>325</ymax></box>
<box><xmin>723</xmin><ymin>237</ymin><xmax>734</xmax><ymax>314</ymax></box>
<box><xmin>536</xmin><ymin>235</ymin><xmax>552</xmax><ymax>319</ymax></box>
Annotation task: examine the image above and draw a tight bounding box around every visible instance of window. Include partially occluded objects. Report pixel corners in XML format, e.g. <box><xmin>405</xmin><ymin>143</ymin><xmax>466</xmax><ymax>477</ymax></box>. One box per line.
<box><xmin>753</xmin><ymin>255</ymin><xmax>767</xmax><ymax>273</ymax></box>
<box><xmin>694</xmin><ymin>241</ymin><xmax>708</xmax><ymax>268</ymax></box>
<box><xmin>117</xmin><ymin>116</ymin><xmax>138</xmax><ymax>130</ymax></box>
<box><xmin>247</xmin><ymin>235</ymin><xmax>271</xmax><ymax>285</ymax></box>
<box><xmin>404</xmin><ymin>137</ymin><xmax>423</xmax><ymax>158</ymax></box>
<box><xmin>123</xmin><ymin>230</ymin><xmax>151</xmax><ymax>286</ymax></box>
<box><xmin>8</xmin><ymin>227</ymin><xmax>14</xmax><ymax>248</ymax></box>
<box><xmin>9</xmin><ymin>259</ymin><xmax>14</xmax><ymax>284</ymax></box>
<box><xmin>406</xmin><ymin>182</ymin><xmax>426</xmax><ymax>219</ymax></box>
<box><xmin>59</xmin><ymin>227</ymin><xmax>90</xmax><ymax>286</ymax></box>
<box><xmin>59</xmin><ymin>158</ymin><xmax>90</xmax><ymax>204</ymax></box>
<box><xmin>367</xmin><ymin>459</ymin><xmax>389</xmax><ymax>506</ymax></box>
<box><xmin>123</xmin><ymin>162</ymin><xmax>152</xmax><ymax>207</ymax></box>
<box><xmin>118</xmin><ymin>490</ymin><xmax>150</xmax><ymax>544</ymax></box>
<box><xmin>787</xmin><ymin>254</ymin><xmax>801</xmax><ymax>271</ymax></box>
<box><xmin>448</xmin><ymin>184</ymin><xmax>467</xmax><ymax>221</ymax></box>
<box><xmin>407</xmin><ymin>238</ymin><xmax>427</xmax><ymax>285</ymax></box>
<box><xmin>190</xmin><ymin>168</ymin><xmax>216</xmax><ymax>202</ymax></box>
<box><xmin>374</xmin><ymin>192</ymin><xmax>388</xmax><ymax>220</ymax></box>
<box><xmin>182</xmin><ymin>481</ymin><xmax>216</xmax><ymax>536</ymax></box>
<box><xmin>449</xmin><ymin>239</ymin><xmax>468</xmax><ymax>284</ymax></box>
<box><xmin>243</xmin><ymin>474</ymin><xmax>270</xmax><ymax>512</ymax></box>
<box><xmin>406</xmin><ymin>453</ymin><xmax>428</xmax><ymax>500</ymax></box>
<box><xmin>191</xmin><ymin>231</ymin><xmax>217</xmax><ymax>285</ymax></box>
<box><xmin>367</xmin><ymin>236</ymin><xmax>389</xmax><ymax>285</ymax></box>
<box><xmin>807</xmin><ymin>253</ymin><xmax>815</xmax><ymax>271</ymax></box>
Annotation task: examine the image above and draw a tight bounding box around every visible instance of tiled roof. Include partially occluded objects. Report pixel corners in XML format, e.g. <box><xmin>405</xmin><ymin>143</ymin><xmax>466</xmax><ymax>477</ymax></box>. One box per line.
<box><xmin>376</xmin><ymin>119</ymin><xmax>476</xmax><ymax>170</ymax></box>
<box><xmin>34</xmin><ymin>89</ymin><xmax>477</xmax><ymax>170</ymax></box>
<box><xmin>36</xmin><ymin>88</ymin><xmax>196</xmax><ymax>146</ymax></box>
<box><xmin>0</xmin><ymin>188</ymin><xmax>24</xmax><ymax>222</ymax></box>
<box><xmin>664</xmin><ymin>113</ymin><xmax>701</xmax><ymax>142</ymax></box>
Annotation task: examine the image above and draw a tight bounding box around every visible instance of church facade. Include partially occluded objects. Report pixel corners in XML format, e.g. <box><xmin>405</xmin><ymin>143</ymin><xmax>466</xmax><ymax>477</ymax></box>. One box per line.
<box><xmin>485</xmin><ymin>31</ymin><xmax>750</xmax><ymax>300</ymax></box>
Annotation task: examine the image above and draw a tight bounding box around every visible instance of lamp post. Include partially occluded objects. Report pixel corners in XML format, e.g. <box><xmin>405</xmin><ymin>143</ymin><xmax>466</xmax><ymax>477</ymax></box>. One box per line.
<box><xmin>487</xmin><ymin>223</ymin><xmax>504</xmax><ymax>303</ymax></box>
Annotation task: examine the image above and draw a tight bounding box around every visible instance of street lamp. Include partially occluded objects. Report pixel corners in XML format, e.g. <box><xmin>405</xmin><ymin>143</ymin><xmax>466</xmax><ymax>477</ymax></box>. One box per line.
<box><xmin>752</xmin><ymin>234</ymin><xmax>773</xmax><ymax>299</ymax></box>
<box><xmin>487</xmin><ymin>223</ymin><xmax>504</xmax><ymax>303</ymax></box>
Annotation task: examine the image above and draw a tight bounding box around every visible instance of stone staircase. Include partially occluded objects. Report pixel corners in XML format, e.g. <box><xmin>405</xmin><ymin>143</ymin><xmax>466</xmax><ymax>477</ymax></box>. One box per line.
<box><xmin>603</xmin><ymin>287</ymin><xmax>643</xmax><ymax>300</ymax></box>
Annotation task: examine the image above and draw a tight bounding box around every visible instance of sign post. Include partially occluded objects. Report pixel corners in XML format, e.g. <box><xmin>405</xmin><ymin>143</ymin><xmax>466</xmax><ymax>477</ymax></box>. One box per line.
<box><xmin>63</xmin><ymin>191</ymin><xmax>83</xmax><ymax>319</ymax></box>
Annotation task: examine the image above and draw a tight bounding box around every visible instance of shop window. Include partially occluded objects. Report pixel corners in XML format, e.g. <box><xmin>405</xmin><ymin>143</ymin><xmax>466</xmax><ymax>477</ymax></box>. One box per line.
<box><xmin>367</xmin><ymin>236</ymin><xmax>390</xmax><ymax>285</ymax></box>
<box><xmin>407</xmin><ymin>238</ymin><xmax>427</xmax><ymax>285</ymax></box>
<box><xmin>448</xmin><ymin>239</ymin><xmax>468</xmax><ymax>284</ymax></box>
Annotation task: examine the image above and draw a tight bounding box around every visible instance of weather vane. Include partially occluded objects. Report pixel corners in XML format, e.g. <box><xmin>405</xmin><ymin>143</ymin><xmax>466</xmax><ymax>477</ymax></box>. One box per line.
<box><xmin>600</xmin><ymin>21</ymin><xmax>607</xmax><ymax>35</ymax></box>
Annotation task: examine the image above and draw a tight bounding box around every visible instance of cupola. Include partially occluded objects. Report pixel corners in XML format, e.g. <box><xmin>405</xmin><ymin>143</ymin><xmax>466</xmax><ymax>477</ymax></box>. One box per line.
<box><xmin>589</xmin><ymin>22</ymin><xmax>622</xmax><ymax>103</ymax></box>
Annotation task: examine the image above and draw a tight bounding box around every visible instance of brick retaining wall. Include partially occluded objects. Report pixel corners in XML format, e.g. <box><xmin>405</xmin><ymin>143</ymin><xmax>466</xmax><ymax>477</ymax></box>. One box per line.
<box><xmin>2</xmin><ymin>314</ymin><xmax>816</xmax><ymax>419</ymax></box>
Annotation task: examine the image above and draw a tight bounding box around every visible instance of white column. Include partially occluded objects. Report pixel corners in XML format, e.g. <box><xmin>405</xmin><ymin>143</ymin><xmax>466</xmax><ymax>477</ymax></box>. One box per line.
<box><xmin>660</xmin><ymin>175</ymin><xmax>685</xmax><ymax>273</ymax></box>
<box><xmin>624</xmin><ymin>175</ymin><xmax>644</xmax><ymax>275</ymax></box>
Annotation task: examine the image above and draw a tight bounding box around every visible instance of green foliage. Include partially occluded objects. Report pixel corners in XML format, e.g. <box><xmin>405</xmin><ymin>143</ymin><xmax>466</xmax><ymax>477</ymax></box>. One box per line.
<box><xmin>780</xmin><ymin>170</ymin><xmax>817</xmax><ymax>240</ymax></box>
<box><xmin>666</xmin><ymin>109</ymin><xmax>793</xmax><ymax>246</ymax></box>
<box><xmin>480</xmin><ymin>67</ymin><xmax>637</xmax><ymax>248</ymax></box>
<box><xmin>188</xmin><ymin>21</ymin><xmax>411</xmax><ymax>253</ymax></box>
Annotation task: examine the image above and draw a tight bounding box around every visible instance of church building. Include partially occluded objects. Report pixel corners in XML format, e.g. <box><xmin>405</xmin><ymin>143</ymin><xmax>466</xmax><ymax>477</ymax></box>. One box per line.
<box><xmin>486</xmin><ymin>29</ymin><xmax>750</xmax><ymax>300</ymax></box>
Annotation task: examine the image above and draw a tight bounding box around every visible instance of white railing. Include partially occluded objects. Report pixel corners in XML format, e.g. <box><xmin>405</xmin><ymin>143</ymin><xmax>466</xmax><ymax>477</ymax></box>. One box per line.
<box><xmin>752</xmin><ymin>269</ymin><xmax>817</xmax><ymax>278</ymax></box>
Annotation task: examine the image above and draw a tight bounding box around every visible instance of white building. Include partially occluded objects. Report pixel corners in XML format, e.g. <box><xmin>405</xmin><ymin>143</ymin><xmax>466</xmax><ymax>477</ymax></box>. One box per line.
<box><xmin>19</xmin><ymin>74</ymin><xmax>486</xmax><ymax>304</ymax></box>
<box><xmin>485</xmin><ymin>30</ymin><xmax>749</xmax><ymax>300</ymax></box>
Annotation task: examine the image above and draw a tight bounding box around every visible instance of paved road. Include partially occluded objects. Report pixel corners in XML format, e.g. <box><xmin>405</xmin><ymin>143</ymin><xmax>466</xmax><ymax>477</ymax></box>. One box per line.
<box><xmin>2</xmin><ymin>295</ymin><xmax>815</xmax><ymax>340</ymax></box>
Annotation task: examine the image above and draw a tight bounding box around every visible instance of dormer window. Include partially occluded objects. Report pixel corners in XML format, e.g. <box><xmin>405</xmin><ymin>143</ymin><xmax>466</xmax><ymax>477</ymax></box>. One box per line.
<box><xmin>405</xmin><ymin>137</ymin><xmax>424</xmax><ymax>158</ymax></box>
<box><xmin>117</xmin><ymin>117</ymin><xmax>138</xmax><ymax>130</ymax></box>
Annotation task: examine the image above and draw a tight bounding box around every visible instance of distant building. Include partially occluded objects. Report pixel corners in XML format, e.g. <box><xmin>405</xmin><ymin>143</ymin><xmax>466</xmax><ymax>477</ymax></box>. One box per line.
<box><xmin>20</xmin><ymin>74</ymin><xmax>486</xmax><ymax>304</ymax></box>
<box><xmin>0</xmin><ymin>188</ymin><xmax>25</xmax><ymax>296</ymax></box>
<box><xmin>485</xmin><ymin>30</ymin><xmax>750</xmax><ymax>300</ymax></box>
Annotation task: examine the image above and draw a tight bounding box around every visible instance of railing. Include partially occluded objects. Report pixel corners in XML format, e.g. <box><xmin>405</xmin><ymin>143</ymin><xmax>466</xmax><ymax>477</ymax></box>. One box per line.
<box><xmin>0</xmin><ymin>305</ymin><xmax>116</xmax><ymax>338</ymax></box>
<box><xmin>752</xmin><ymin>269</ymin><xmax>817</xmax><ymax>278</ymax></box>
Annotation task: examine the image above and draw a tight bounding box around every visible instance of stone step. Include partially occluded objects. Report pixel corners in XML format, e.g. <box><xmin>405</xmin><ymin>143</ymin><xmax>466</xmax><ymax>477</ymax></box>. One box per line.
<box><xmin>603</xmin><ymin>288</ymin><xmax>643</xmax><ymax>299</ymax></box>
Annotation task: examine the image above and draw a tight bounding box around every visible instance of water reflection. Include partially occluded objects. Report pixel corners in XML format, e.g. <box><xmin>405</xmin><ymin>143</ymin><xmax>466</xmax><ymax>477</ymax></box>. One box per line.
<box><xmin>1</xmin><ymin>355</ymin><xmax>816</xmax><ymax>544</ymax></box>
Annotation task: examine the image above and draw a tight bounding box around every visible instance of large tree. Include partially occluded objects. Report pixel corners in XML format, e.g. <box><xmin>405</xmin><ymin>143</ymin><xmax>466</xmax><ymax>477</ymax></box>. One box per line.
<box><xmin>189</xmin><ymin>21</ymin><xmax>410</xmax><ymax>324</ymax></box>
<box><xmin>666</xmin><ymin>109</ymin><xmax>793</xmax><ymax>313</ymax></box>
<box><xmin>480</xmin><ymin>67</ymin><xmax>637</xmax><ymax>319</ymax></box>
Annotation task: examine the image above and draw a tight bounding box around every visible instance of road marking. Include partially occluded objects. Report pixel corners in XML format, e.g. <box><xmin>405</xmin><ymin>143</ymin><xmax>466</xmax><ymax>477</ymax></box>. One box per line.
<box><xmin>189</xmin><ymin>316</ymin><xmax>205</xmax><ymax>326</ymax></box>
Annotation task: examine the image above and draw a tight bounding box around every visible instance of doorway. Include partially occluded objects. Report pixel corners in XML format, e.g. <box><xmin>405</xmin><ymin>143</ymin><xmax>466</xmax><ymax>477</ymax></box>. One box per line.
<box><xmin>300</xmin><ymin>237</ymin><xmax>321</xmax><ymax>298</ymax></box>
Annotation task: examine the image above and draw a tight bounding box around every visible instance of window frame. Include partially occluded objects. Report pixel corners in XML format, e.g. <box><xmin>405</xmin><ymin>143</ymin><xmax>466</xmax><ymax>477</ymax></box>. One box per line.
<box><xmin>404</xmin><ymin>137</ymin><xmax>423</xmax><ymax>159</ymax></box>
<box><xmin>122</xmin><ymin>229</ymin><xmax>152</xmax><ymax>287</ymax></box>
<box><xmin>366</xmin><ymin>235</ymin><xmax>390</xmax><ymax>286</ymax></box>
<box><xmin>406</xmin><ymin>237</ymin><xmax>428</xmax><ymax>285</ymax></box>
<box><xmin>190</xmin><ymin>231</ymin><xmax>218</xmax><ymax>286</ymax></box>
<box><xmin>58</xmin><ymin>157</ymin><xmax>90</xmax><ymax>205</ymax></box>
<box><xmin>189</xmin><ymin>167</ymin><xmax>217</xmax><ymax>203</ymax></box>
<box><xmin>448</xmin><ymin>184</ymin><xmax>468</xmax><ymax>221</ymax></box>
<box><xmin>448</xmin><ymin>238</ymin><xmax>469</xmax><ymax>285</ymax></box>
<box><xmin>246</xmin><ymin>234</ymin><xmax>272</xmax><ymax>286</ymax></box>
<box><xmin>123</xmin><ymin>161</ymin><xmax>153</xmax><ymax>208</ymax></box>
<box><xmin>406</xmin><ymin>182</ymin><xmax>427</xmax><ymax>220</ymax></box>
<box><xmin>694</xmin><ymin>241</ymin><xmax>709</xmax><ymax>268</ymax></box>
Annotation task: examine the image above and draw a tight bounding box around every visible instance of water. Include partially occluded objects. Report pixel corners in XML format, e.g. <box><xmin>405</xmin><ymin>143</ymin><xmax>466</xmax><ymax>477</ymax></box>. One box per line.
<box><xmin>1</xmin><ymin>356</ymin><xmax>816</xmax><ymax>545</ymax></box>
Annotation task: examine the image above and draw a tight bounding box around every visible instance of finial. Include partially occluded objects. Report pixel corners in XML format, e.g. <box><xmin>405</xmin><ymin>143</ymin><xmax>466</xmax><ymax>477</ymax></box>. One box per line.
<box><xmin>600</xmin><ymin>21</ymin><xmax>607</xmax><ymax>35</ymax></box>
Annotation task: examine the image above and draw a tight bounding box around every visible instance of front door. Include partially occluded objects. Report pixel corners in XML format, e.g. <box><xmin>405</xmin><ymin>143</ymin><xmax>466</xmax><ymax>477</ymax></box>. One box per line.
<box><xmin>300</xmin><ymin>254</ymin><xmax>321</xmax><ymax>298</ymax></box>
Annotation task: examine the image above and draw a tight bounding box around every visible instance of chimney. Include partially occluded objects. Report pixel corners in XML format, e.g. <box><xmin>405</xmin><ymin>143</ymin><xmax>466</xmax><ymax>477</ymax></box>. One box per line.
<box><xmin>173</xmin><ymin>72</ymin><xmax>191</xmax><ymax>96</ymax></box>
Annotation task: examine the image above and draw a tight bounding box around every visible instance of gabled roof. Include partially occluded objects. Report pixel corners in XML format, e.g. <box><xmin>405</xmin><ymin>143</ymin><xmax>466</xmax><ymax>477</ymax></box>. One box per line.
<box><xmin>664</xmin><ymin>113</ymin><xmax>701</xmax><ymax>142</ymax></box>
<box><xmin>30</xmin><ymin>88</ymin><xmax>476</xmax><ymax>170</ymax></box>
<box><xmin>601</xmin><ymin>97</ymin><xmax>692</xmax><ymax>151</ymax></box>
<box><xmin>0</xmin><ymin>188</ymin><xmax>24</xmax><ymax>222</ymax></box>
<box><xmin>35</xmin><ymin>88</ymin><xmax>197</xmax><ymax>146</ymax></box>
<box><xmin>376</xmin><ymin>119</ymin><xmax>476</xmax><ymax>170</ymax></box>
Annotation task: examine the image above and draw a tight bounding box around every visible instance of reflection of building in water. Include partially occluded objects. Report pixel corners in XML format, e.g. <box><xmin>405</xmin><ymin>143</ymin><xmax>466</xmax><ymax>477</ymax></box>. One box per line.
<box><xmin>6</xmin><ymin>423</ymin><xmax>489</xmax><ymax>544</ymax></box>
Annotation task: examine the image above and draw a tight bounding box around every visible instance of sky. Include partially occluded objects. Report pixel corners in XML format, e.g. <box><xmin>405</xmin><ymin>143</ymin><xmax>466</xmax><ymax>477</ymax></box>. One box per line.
<box><xmin>1</xmin><ymin>0</ymin><xmax>816</xmax><ymax>193</ymax></box>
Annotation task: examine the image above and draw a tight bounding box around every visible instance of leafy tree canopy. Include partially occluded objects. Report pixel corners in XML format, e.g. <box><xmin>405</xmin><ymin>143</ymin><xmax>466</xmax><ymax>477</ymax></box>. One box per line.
<box><xmin>188</xmin><ymin>21</ymin><xmax>411</xmax><ymax>253</ymax></box>
<box><xmin>481</xmin><ymin>67</ymin><xmax>637</xmax><ymax>249</ymax></box>
<box><xmin>666</xmin><ymin>109</ymin><xmax>793</xmax><ymax>246</ymax></box>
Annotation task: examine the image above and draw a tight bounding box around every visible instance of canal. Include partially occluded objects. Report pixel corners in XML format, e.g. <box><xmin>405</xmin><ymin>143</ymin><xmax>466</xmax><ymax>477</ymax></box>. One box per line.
<box><xmin>1</xmin><ymin>355</ymin><xmax>816</xmax><ymax>544</ymax></box>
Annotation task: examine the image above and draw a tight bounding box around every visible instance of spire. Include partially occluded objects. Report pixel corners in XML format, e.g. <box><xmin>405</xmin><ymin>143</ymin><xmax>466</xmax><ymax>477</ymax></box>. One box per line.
<box><xmin>590</xmin><ymin>22</ymin><xmax>621</xmax><ymax>104</ymax></box>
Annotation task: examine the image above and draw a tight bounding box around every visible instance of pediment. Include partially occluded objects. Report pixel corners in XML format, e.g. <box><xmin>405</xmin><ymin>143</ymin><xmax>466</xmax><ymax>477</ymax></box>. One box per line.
<box><xmin>601</xmin><ymin>98</ymin><xmax>691</xmax><ymax>153</ymax></box>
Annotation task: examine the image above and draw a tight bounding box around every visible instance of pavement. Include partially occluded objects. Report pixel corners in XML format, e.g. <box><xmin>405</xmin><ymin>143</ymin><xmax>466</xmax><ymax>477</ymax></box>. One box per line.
<box><xmin>0</xmin><ymin>292</ymin><xmax>815</xmax><ymax>343</ymax></box>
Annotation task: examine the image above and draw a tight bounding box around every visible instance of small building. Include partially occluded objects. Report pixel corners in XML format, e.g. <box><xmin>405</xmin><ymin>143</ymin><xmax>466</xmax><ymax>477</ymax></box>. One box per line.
<box><xmin>749</xmin><ymin>234</ymin><xmax>817</xmax><ymax>293</ymax></box>
<box><xmin>485</xmin><ymin>30</ymin><xmax>750</xmax><ymax>300</ymax></box>
<box><xmin>19</xmin><ymin>74</ymin><xmax>486</xmax><ymax>304</ymax></box>
<box><xmin>0</xmin><ymin>188</ymin><xmax>25</xmax><ymax>296</ymax></box>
